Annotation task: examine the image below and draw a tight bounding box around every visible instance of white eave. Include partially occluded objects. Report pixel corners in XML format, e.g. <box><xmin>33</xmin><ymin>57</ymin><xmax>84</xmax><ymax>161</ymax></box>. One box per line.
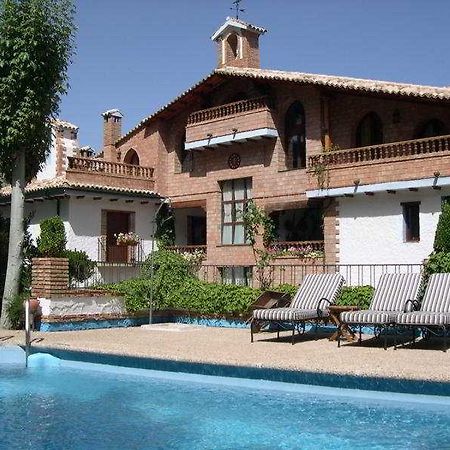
<box><xmin>185</xmin><ymin>128</ymin><xmax>278</xmax><ymax>151</ymax></box>
<box><xmin>211</xmin><ymin>17</ymin><xmax>267</xmax><ymax>41</ymax></box>
<box><xmin>306</xmin><ymin>176</ymin><xmax>450</xmax><ymax>198</ymax></box>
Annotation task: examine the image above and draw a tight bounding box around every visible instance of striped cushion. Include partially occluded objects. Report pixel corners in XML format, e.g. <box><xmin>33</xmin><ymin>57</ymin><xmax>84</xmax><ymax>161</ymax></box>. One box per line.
<box><xmin>396</xmin><ymin>312</ymin><xmax>450</xmax><ymax>326</ymax></box>
<box><xmin>253</xmin><ymin>308</ymin><xmax>323</xmax><ymax>321</ymax></box>
<box><xmin>420</xmin><ymin>273</ymin><xmax>450</xmax><ymax>313</ymax></box>
<box><xmin>370</xmin><ymin>273</ymin><xmax>422</xmax><ymax>312</ymax></box>
<box><xmin>291</xmin><ymin>273</ymin><xmax>345</xmax><ymax>310</ymax></box>
<box><xmin>340</xmin><ymin>310</ymin><xmax>395</xmax><ymax>325</ymax></box>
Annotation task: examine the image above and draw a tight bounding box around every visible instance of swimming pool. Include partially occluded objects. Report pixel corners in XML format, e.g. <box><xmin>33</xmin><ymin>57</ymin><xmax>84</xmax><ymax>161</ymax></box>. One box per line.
<box><xmin>1</xmin><ymin>353</ymin><xmax>449</xmax><ymax>449</ymax></box>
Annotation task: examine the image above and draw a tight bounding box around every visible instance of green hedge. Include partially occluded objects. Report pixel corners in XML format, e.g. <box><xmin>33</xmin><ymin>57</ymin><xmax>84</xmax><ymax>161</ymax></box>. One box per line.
<box><xmin>107</xmin><ymin>276</ymin><xmax>374</xmax><ymax>317</ymax></box>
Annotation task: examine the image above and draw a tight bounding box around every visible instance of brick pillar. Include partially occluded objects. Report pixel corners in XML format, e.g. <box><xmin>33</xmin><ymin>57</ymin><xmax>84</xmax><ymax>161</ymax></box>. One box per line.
<box><xmin>31</xmin><ymin>258</ymin><xmax>69</xmax><ymax>298</ymax></box>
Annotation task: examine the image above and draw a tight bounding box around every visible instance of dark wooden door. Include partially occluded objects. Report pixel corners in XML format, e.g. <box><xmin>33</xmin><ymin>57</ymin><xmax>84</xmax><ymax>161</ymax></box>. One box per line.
<box><xmin>106</xmin><ymin>211</ymin><xmax>130</xmax><ymax>263</ymax></box>
<box><xmin>187</xmin><ymin>215</ymin><xmax>206</xmax><ymax>245</ymax></box>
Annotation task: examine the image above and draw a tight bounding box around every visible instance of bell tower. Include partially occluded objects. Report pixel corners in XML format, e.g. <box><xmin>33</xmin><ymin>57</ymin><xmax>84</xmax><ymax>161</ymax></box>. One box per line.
<box><xmin>211</xmin><ymin>17</ymin><xmax>267</xmax><ymax>69</ymax></box>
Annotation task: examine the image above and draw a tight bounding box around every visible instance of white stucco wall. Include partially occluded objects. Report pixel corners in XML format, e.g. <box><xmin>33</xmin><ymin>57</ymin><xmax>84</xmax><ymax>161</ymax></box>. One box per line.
<box><xmin>36</xmin><ymin>128</ymin><xmax>79</xmax><ymax>181</ymax></box>
<box><xmin>338</xmin><ymin>189</ymin><xmax>449</xmax><ymax>266</ymax></box>
<box><xmin>66</xmin><ymin>195</ymin><xmax>155</xmax><ymax>261</ymax></box>
<box><xmin>0</xmin><ymin>195</ymin><xmax>156</xmax><ymax>262</ymax></box>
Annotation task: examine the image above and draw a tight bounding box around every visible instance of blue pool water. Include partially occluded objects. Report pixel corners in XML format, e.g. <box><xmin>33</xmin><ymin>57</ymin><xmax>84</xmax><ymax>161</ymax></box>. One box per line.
<box><xmin>0</xmin><ymin>357</ymin><xmax>449</xmax><ymax>450</ymax></box>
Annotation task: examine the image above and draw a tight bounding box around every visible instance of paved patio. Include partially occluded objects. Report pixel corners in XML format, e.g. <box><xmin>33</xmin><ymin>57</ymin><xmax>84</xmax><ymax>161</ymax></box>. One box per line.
<box><xmin>1</xmin><ymin>326</ymin><xmax>448</xmax><ymax>382</ymax></box>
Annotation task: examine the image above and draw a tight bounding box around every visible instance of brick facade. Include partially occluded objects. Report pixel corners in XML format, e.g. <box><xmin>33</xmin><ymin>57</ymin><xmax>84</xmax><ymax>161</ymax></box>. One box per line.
<box><xmin>31</xmin><ymin>258</ymin><xmax>69</xmax><ymax>298</ymax></box>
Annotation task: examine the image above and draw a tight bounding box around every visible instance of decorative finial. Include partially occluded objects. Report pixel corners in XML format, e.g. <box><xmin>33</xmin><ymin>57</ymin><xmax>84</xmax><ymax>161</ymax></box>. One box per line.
<box><xmin>231</xmin><ymin>0</ymin><xmax>245</xmax><ymax>19</ymax></box>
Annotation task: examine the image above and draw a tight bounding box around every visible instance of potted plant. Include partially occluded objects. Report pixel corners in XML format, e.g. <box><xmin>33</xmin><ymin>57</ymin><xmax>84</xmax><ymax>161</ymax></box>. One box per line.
<box><xmin>115</xmin><ymin>232</ymin><xmax>140</xmax><ymax>246</ymax></box>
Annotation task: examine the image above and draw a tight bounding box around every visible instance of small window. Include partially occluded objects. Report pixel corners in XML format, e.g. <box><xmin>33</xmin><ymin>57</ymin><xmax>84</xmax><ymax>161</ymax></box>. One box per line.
<box><xmin>356</xmin><ymin>112</ymin><xmax>383</xmax><ymax>147</ymax></box>
<box><xmin>402</xmin><ymin>202</ymin><xmax>420</xmax><ymax>242</ymax></box>
<box><xmin>220</xmin><ymin>266</ymin><xmax>252</xmax><ymax>286</ymax></box>
<box><xmin>124</xmin><ymin>149</ymin><xmax>140</xmax><ymax>166</ymax></box>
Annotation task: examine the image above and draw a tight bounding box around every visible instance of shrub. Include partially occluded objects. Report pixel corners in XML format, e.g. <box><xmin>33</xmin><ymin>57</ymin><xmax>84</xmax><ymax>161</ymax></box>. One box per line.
<box><xmin>6</xmin><ymin>293</ymin><xmax>28</xmax><ymax>329</ymax></box>
<box><xmin>166</xmin><ymin>278</ymin><xmax>261</xmax><ymax>316</ymax></box>
<box><xmin>66</xmin><ymin>249</ymin><xmax>96</xmax><ymax>284</ymax></box>
<box><xmin>424</xmin><ymin>252</ymin><xmax>450</xmax><ymax>278</ymax></box>
<box><xmin>107</xmin><ymin>276</ymin><xmax>260</xmax><ymax>316</ymax></box>
<box><xmin>336</xmin><ymin>286</ymin><xmax>374</xmax><ymax>309</ymax></box>
<box><xmin>271</xmin><ymin>283</ymin><xmax>298</xmax><ymax>297</ymax></box>
<box><xmin>141</xmin><ymin>249</ymin><xmax>196</xmax><ymax>304</ymax></box>
<box><xmin>37</xmin><ymin>216</ymin><xmax>66</xmax><ymax>257</ymax></box>
<box><xmin>434</xmin><ymin>202</ymin><xmax>450</xmax><ymax>253</ymax></box>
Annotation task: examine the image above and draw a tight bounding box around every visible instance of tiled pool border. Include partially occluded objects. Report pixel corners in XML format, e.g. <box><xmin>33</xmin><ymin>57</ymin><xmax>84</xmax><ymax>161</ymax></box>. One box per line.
<box><xmin>30</xmin><ymin>346</ymin><xmax>450</xmax><ymax>397</ymax></box>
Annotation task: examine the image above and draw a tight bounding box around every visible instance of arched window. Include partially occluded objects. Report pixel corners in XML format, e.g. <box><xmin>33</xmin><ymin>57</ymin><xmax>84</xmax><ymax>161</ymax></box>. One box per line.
<box><xmin>124</xmin><ymin>149</ymin><xmax>140</xmax><ymax>166</ymax></box>
<box><xmin>356</xmin><ymin>112</ymin><xmax>383</xmax><ymax>147</ymax></box>
<box><xmin>415</xmin><ymin>119</ymin><xmax>447</xmax><ymax>139</ymax></box>
<box><xmin>227</xmin><ymin>34</ymin><xmax>239</xmax><ymax>59</ymax></box>
<box><xmin>285</xmin><ymin>101</ymin><xmax>306</xmax><ymax>169</ymax></box>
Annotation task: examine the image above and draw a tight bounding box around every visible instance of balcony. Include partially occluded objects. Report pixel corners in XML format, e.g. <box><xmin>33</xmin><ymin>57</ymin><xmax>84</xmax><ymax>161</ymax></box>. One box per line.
<box><xmin>309</xmin><ymin>134</ymin><xmax>450</xmax><ymax>168</ymax></box>
<box><xmin>66</xmin><ymin>156</ymin><xmax>155</xmax><ymax>191</ymax></box>
<box><xmin>307</xmin><ymin>135</ymin><xmax>450</xmax><ymax>195</ymax></box>
<box><xmin>185</xmin><ymin>96</ymin><xmax>278</xmax><ymax>151</ymax></box>
<box><xmin>97</xmin><ymin>236</ymin><xmax>145</xmax><ymax>264</ymax></box>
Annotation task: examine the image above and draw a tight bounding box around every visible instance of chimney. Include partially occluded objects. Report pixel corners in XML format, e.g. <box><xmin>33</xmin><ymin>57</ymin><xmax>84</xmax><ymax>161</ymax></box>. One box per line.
<box><xmin>102</xmin><ymin>109</ymin><xmax>123</xmax><ymax>161</ymax></box>
<box><xmin>211</xmin><ymin>17</ymin><xmax>267</xmax><ymax>69</ymax></box>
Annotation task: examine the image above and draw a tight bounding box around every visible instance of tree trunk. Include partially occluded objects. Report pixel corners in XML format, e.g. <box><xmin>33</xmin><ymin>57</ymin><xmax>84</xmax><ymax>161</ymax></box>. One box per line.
<box><xmin>0</xmin><ymin>150</ymin><xmax>25</xmax><ymax>329</ymax></box>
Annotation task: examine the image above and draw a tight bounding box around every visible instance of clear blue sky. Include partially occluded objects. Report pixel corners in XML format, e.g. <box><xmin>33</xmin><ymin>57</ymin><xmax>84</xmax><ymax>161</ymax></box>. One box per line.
<box><xmin>61</xmin><ymin>0</ymin><xmax>450</xmax><ymax>151</ymax></box>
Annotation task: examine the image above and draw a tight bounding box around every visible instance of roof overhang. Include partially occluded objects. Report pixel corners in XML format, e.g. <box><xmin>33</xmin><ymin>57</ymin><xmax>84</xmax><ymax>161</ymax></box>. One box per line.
<box><xmin>306</xmin><ymin>176</ymin><xmax>450</xmax><ymax>199</ymax></box>
<box><xmin>185</xmin><ymin>127</ymin><xmax>278</xmax><ymax>151</ymax></box>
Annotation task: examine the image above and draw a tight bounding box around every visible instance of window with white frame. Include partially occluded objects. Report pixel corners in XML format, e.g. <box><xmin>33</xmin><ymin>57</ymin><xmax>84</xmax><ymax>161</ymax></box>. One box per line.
<box><xmin>221</xmin><ymin>178</ymin><xmax>252</xmax><ymax>245</ymax></box>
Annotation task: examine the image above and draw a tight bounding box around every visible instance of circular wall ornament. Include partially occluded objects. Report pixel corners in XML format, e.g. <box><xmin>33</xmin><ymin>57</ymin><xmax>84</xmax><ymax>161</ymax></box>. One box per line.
<box><xmin>228</xmin><ymin>153</ymin><xmax>241</xmax><ymax>170</ymax></box>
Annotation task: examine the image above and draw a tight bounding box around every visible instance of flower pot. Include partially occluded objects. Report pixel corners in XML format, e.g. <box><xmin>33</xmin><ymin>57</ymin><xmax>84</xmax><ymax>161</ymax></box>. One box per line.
<box><xmin>29</xmin><ymin>299</ymin><xmax>40</xmax><ymax>314</ymax></box>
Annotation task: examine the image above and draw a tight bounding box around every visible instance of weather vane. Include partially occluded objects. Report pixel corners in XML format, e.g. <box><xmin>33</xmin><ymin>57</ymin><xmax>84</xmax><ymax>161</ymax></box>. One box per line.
<box><xmin>231</xmin><ymin>0</ymin><xmax>245</xmax><ymax>19</ymax></box>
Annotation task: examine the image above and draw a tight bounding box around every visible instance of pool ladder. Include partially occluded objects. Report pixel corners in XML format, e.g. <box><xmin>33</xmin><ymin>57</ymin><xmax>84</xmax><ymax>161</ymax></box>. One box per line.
<box><xmin>24</xmin><ymin>299</ymin><xmax>31</xmax><ymax>367</ymax></box>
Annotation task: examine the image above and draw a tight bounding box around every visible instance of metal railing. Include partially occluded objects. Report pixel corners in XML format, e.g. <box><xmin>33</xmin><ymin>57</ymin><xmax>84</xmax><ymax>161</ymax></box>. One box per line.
<box><xmin>308</xmin><ymin>134</ymin><xmax>450</xmax><ymax>168</ymax></box>
<box><xmin>97</xmin><ymin>236</ymin><xmax>145</xmax><ymax>264</ymax></box>
<box><xmin>71</xmin><ymin>261</ymin><xmax>423</xmax><ymax>290</ymax></box>
<box><xmin>198</xmin><ymin>263</ymin><xmax>423</xmax><ymax>288</ymax></box>
<box><xmin>67</xmin><ymin>156</ymin><xmax>154</xmax><ymax>179</ymax></box>
<box><xmin>187</xmin><ymin>96</ymin><xmax>270</xmax><ymax>125</ymax></box>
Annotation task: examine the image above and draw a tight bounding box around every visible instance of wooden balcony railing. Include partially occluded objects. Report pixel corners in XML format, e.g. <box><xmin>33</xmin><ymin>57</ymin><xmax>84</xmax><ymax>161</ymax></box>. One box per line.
<box><xmin>68</xmin><ymin>156</ymin><xmax>154</xmax><ymax>179</ymax></box>
<box><xmin>187</xmin><ymin>96</ymin><xmax>271</xmax><ymax>125</ymax></box>
<box><xmin>166</xmin><ymin>245</ymin><xmax>207</xmax><ymax>254</ymax></box>
<box><xmin>308</xmin><ymin>134</ymin><xmax>450</xmax><ymax>168</ymax></box>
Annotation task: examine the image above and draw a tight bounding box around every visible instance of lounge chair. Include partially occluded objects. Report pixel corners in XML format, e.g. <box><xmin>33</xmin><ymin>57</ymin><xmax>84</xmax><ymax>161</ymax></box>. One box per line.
<box><xmin>395</xmin><ymin>273</ymin><xmax>450</xmax><ymax>352</ymax></box>
<box><xmin>339</xmin><ymin>273</ymin><xmax>423</xmax><ymax>349</ymax></box>
<box><xmin>251</xmin><ymin>273</ymin><xmax>344</xmax><ymax>344</ymax></box>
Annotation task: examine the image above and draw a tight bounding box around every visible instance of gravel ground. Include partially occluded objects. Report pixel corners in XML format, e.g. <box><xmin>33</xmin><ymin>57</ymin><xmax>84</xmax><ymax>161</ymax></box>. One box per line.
<box><xmin>1</xmin><ymin>325</ymin><xmax>449</xmax><ymax>382</ymax></box>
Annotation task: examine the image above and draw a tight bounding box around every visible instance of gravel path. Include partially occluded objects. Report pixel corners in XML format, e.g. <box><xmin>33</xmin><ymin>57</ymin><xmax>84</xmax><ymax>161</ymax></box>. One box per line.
<box><xmin>1</xmin><ymin>326</ymin><xmax>449</xmax><ymax>382</ymax></box>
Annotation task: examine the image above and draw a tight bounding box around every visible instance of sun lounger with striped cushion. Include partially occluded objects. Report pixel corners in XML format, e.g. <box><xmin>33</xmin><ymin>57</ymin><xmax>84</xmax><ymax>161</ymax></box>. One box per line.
<box><xmin>395</xmin><ymin>273</ymin><xmax>450</xmax><ymax>352</ymax></box>
<box><xmin>339</xmin><ymin>273</ymin><xmax>423</xmax><ymax>349</ymax></box>
<box><xmin>251</xmin><ymin>273</ymin><xmax>345</xmax><ymax>344</ymax></box>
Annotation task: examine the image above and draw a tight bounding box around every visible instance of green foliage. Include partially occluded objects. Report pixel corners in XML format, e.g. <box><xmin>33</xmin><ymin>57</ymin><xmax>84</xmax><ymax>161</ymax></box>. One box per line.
<box><xmin>107</xmin><ymin>276</ymin><xmax>260</xmax><ymax>316</ymax></box>
<box><xmin>155</xmin><ymin>203</ymin><xmax>175</xmax><ymax>248</ymax></box>
<box><xmin>106</xmin><ymin>278</ymin><xmax>154</xmax><ymax>313</ymax></box>
<box><xmin>6</xmin><ymin>292</ymin><xmax>28</xmax><ymax>329</ymax></box>
<box><xmin>37</xmin><ymin>216</ymin><xmax>66</xmax><ymax>257</ymax></box>
<box><xmin>165</xmin><ymin>278</ymin><xmax>260</xmax><ymax>316</ymax></box>
<box><xmin>336</xmin><ymin>286</ymin><xmax>374</xmax><ymax>309</ymax></box>
<box><xmin>141</xmin><ymin>249</ymin><xmax>196</xmax><ymax>306</ymax></box>
<box><xmin>243</xmin><ymin>200</ymin><xmax>277</xmax><ymax>289</ymax></box>
<box><xmin>0</xmin><ymin>0</ymin><xmax>76</xmax><ymax>181</ymax></box>
<box><xmin>65</xmin><ymin>249</ymin><xmax>95</xmax><ymax>284</ymax></box>
<box><xmin>271</xmin><ymin>283</ymin><xmax>298</xmax><ymax>297</ymax></box>
<box><xmin>434</xmin><ymin>202</ymin><xmax>450</xmax><ymax>253</ymax></box>
<box><xmin>424</xmin><ymin>252</ymin><xmax>450</xmax><ymax>278</ymax></box>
